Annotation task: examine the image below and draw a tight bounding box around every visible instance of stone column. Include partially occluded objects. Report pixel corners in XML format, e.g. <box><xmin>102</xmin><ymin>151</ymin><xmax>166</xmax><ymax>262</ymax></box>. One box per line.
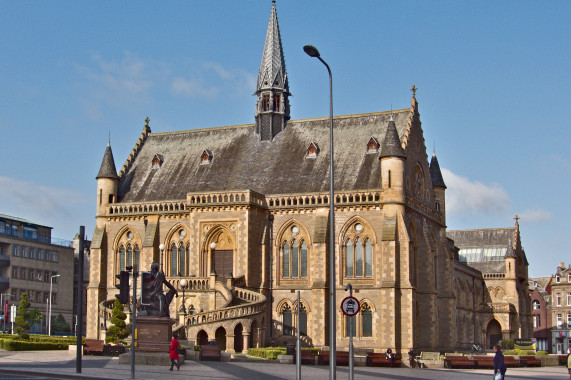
<box><xmin>243</xmin><ymin>332</ymin><xmax>250</xmax><ymax>353</ymax></box>
<box><xmin>226</xmin><ymin>334</ymin><xmax>235</xmax><ymax>353</ymax></box>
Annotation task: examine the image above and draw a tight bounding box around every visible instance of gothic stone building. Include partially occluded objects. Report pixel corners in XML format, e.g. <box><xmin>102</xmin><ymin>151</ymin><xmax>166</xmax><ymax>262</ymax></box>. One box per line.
<box><xmin>86</xmin><ymin>2</ymin><xmax>531</xmax><ymax>354</ymax></box>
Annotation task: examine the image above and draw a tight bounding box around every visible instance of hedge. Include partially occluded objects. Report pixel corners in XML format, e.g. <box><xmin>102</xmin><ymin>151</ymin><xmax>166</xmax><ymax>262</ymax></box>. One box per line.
<box><xmin>248</xmin><ymin>346</ymin><xmax>319</xmax><ymax>360</ymax></box>
<box><xmin>0</xmin><ymin>339</ymin><xmax>69</xmax><ymax>351</ymax></box>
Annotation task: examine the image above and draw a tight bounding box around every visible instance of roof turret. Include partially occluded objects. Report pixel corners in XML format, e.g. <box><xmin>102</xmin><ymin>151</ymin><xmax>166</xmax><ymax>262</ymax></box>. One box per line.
<box><xmin>256</xmin><ymin>0</ymin><xmax>289</xmax><ymax>94</ymax></box>
<box><xmin>429</xmin><ymin>153</ymin><xmax>447</xmax><ymax>188</ymax></box>
<box><xmin>96</xmin><ymin>142</ymin><xmax>119</xmax><ymax>180</ymax></box>
<box><xmin>379</xmin><ymin>117</ymin><xmax>405</xmax><ymax>158</ymax></box>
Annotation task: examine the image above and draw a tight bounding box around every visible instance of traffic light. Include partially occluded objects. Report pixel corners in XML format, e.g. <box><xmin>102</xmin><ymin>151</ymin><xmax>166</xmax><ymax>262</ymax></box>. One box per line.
<box><xmin>140</xmin><ymin>271</ymin><xmax>152</xmax><ymax>306</ymax></box>
<box><xmin>115</xmin><ymin>271</ymin><xmax>130</xmax><ymax>304</ymax></box>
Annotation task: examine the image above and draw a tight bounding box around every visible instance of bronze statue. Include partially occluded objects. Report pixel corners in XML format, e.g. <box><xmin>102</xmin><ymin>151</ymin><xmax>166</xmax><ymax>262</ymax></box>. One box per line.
<box><xmin>139</xmin><ymin>262</ymin><xmax>178</xmax><ymax>317</ymax></box>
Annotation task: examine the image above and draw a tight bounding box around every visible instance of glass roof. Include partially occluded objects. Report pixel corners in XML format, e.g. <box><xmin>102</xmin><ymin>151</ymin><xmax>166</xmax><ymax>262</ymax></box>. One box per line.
<box><xmin>458</xmin><ymin>247</ymin><xmax>507</xmax><ymax>262</ymax></box>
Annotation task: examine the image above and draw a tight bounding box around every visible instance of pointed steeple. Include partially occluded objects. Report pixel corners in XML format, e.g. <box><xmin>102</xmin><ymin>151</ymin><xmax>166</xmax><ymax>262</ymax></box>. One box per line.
<box><xmin>429</xmin><ymin>153</ymin><xmax>446</xmax><ymax>188</ymax></box>
<box><xmin>255</xmin><ymin>0</ymin><xmax>291</xmax><ymax>141</ymax></box>
<box><xmin>96</xmin><ymin>141</ymin><xmax>119</xmax><ymax>180</ymax></box>
<box><xmin>380</xmin><ymin>117</ymin><xmax>406</xmax><ymax>158</ymax></box>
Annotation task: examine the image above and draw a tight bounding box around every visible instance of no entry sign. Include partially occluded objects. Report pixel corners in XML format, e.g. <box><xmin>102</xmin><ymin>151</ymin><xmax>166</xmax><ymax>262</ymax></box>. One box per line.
<box><xmin>341</xmin><ymin>296</ymin><xmax>360</xmax><ymax>316</ymax></box>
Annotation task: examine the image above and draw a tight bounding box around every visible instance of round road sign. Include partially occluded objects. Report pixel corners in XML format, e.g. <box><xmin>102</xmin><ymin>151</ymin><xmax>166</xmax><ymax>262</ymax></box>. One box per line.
<box><xmin>341</xmin><ymin>296</ymin><xmax>360</xmax><ymax>316</ymax></box>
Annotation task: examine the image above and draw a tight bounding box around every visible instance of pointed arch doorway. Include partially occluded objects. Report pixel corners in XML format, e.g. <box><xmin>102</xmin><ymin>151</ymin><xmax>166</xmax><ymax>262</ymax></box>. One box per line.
<box><xmin>205</xmin><ymin>226</ymin><xmax>235</xmax><ymax>282</ymax></box>
<box><xmin>486</xmin><ymin>319</ymin><xmax>502</xmax><ymax>349</ymax></box>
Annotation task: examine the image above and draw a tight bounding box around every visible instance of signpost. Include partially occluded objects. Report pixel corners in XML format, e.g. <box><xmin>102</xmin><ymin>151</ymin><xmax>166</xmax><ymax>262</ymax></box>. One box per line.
<box><xmin>341</xmin><ymin>285</ymin><xmax>359</xmax><ymax>380</ymax></box>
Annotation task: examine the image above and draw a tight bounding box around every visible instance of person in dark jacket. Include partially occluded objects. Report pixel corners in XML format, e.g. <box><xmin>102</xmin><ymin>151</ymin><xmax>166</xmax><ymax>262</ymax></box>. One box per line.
<box><xmin>493</xmin><ymin>344</ymin><xmax>506</xmax><ymax>379</ymax></box>
<box><xmin>169</xmin><ymin>336</ymin><xmax>180</xmax><ymax>371</ymax></box>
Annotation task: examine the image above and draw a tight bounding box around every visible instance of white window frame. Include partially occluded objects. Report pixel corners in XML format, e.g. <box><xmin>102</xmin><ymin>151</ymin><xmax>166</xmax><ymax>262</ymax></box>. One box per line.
<box><xmin>532</xmin><ymin>300</ymin><xmax>540</xmax><ymax>310</ymax></box>
<box><xmin>557</xmin><ymin>294</ymin><xmax>562</xmax><ymax>306</ymax></box>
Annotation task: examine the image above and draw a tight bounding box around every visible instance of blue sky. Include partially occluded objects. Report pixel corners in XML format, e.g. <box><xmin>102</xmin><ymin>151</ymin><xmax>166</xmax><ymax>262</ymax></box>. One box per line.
<box><xmin>1</xmin><ymin>1</ymin><xmax>569</xmax><ymax>277</ymax></box>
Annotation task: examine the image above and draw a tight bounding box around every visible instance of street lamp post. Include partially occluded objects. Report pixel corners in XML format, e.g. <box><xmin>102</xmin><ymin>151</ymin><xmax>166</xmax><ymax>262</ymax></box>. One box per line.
<box><xmin>303</xmin><ymin>44</ymin><xmax>336</xmax><ymax>380</ymax></box>
<box><xmin>159</xmin><ymin>244</ymin><xmax>165</xmax><ymax>273</ymax></box>
<box><xmin>48</xmin><ymin>274</ymin><xmax>61</xmax><ymax>336</ymax></box>
<box><xmin>179</xmin><ymin>279</ymin><xmax>188</xmax><ymax>315</ymax></box>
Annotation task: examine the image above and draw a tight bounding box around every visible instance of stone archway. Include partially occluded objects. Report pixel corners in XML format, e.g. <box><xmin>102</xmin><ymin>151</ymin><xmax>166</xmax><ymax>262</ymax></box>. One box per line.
<box><xmin>215</xmin><ymin>326</ymin><xmax>226</xmax><ymax>352</ymax></box>
<box><xmin>234</xmin><ymin>323</ymin><xmax>244</xmax><ymax>353</ymax></box>
<box><xmin>486</xmin><ymin>319</ymin><xmax>502</xmax><ymax>349</ymax></box>
<box><xmin>250</xmin><ymin>320</ymin><xmax>258</xmax><ymax>348</ymax></box>
<box><xmin>197</xmin><ymin>330</ymin><xmax>208</xmax><ymax>345</ymax></box>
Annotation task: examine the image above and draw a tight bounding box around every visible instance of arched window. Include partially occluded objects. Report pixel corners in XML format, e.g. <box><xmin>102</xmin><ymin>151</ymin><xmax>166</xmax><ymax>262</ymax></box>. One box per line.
<box><xmin>300</xmin><ymin>242</ymin><xmax>308</xmax><ymax>278</ymax></box>
<box><xmin>119</xmin><ymin>246</ymin><xmax>125</xmax><ymax>272</ymax></box>
<box><xmin>345</xmin><ymin>239</ymin><xmax>354</xmax><ymax>277</ymax></box>
<box><xmin>127</xmin><ymin>245</ymin><xmax>133</xmax><ymax>268</ymax></box>
<box><xmin>179</xmin><ymin>244</ymin><xmax>186</xmax><ymax>276</ymax></box>
<box><xmin>282</xmin><ymin>242</ymin><xmax>290</xmax><ymax>277</ymax></box>
<box><xmin>361</xmin><ymin>305</ymin><xmax>372</xmax><ymax>337</ymax></box>
<box><xmin>134</xmin><ymin>245</ymin><xmax>140</xmax><ymax>271</ymax></box>
<box><xmin>282</xmin><ymin>305</ymin><xmax>292</xmax><ymax>336</ymax></box>
<box><xmin>282</xmin><ymin>240</ymin><xmax>308</xmax><ymax>279</ymax></box>
<box><xmin>170</xmin><ymin>244</ymin><xmax>178</xmax><ymax>276</ymax></box>
<box><xmin>291</xmin><ymin>240</ymin><xmax>299</xmax><ymax>277</ymax></box>
<box><xmin>344</xmin><ymin>236</ymin><xmax>373</xmax><ymax>278</ymax></box>
<box><xmin>299</xmin><ymin>305</ymin><xmax>307</xmax><ymax>336</ymax></box>
<box><xmin>280</xmin><ymin>224</ymin><xmax>309</xmax><ymax>280</ymax></box>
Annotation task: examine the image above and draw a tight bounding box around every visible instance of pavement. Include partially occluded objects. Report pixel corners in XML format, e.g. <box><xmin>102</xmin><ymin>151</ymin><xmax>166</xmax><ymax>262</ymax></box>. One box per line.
<box><xmin>0</xmin><ymin>350</ymin><xmax>569</xmax><ymax>380</ymax></box>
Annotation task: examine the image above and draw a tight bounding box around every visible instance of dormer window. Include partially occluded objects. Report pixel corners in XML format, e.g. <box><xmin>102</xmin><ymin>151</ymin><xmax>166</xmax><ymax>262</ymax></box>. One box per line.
<box><xmin>151</xmin><ymin>154</ymin><xmax>163</xmax><ymax>169</ymax></box>
<box><xmin>366</xmin><ymin>137</ymin><xmax>379</xmax><ymax>154</ymax></box>
<box><xmin>306</xmin><ymin>142</ymin><xmax>319</xmax><ymax>159</ymax></box>
<box><xmin>200</xmin><ymin>150</ymin><xmax>213</xmax><ymax>165</ymax></box>
<box><xmin>556</xmin><ymin>275</ymin><xmax>561</xmax><ymax>283</ymax></box>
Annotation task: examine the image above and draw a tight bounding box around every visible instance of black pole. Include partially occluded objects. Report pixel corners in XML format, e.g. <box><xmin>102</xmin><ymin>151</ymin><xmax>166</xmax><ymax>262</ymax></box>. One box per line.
<box><xmin>131</xmin><ymin>269</ymin><xmax>137</xmax><ymax>379</ymax></box>
<box><xmin>76</xmin><ymin>226</ymin><xmax>85</xmax><ymax>373</ymax></box>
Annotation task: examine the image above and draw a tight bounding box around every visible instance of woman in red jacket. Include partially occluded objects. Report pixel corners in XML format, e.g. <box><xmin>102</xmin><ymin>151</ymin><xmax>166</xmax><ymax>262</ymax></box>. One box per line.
<box><xmin>169</xmin><ymin>336</ymin><xmax>180</xmax><ymax>371</ymax></box>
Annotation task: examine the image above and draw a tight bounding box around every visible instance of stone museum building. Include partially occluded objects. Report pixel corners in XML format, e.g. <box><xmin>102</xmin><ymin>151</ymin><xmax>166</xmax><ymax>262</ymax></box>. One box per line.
<box><xmin>86</xmin><ymin>2</ymin><xmax>532</xmax><ymax>354</ymax></box>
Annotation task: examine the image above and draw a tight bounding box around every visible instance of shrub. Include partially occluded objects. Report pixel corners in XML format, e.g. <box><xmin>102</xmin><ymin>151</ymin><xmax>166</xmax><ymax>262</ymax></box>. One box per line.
<box><xmin>499</xmin><ymin>339</ymin><xmax>514</xmax><ymax>349</ymax></box>
<box><xmin>248</xmin><ymin>347</ymin><xmax>287</xmax><ymax>360</ymax></box>
<box><xmin>106</xmin><ymin>298</ymin><xmax>128</xmax><ymax>344</ymax></box>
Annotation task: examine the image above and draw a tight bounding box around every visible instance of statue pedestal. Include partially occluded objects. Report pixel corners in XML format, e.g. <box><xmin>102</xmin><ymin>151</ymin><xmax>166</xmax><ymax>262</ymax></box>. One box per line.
<box><xmin>136</xmin><ymin>316</ymin><xmax>174</xmax><ymax>352</ymax></box>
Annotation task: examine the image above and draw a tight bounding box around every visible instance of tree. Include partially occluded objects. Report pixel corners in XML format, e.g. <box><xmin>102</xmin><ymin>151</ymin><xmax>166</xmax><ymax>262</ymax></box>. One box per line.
<box><xmin>106</xmin><ymin>298</ymin><xmax>128</xmax><ymax>344</ymax></box>
<box><xmin>14</xmin><ymin>293</ymin><xmax>30</xmax><ymax>338</ymax></box>
<box><xmin>27</xmin><ymin>308</ymin><xmax>43</xmax><ymax>332</ymax></box>
<box><xmin>53</xmin><ymin>314</ymin><xmax>71</xmax><ymax>333</ymax></box>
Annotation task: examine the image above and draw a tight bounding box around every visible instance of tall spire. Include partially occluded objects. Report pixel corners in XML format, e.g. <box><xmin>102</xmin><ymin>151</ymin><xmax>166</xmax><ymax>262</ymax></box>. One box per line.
<box><xmin>255</xmin><ymin>0</ymin><xmax>291</xmax><ymax>141</ymax></box>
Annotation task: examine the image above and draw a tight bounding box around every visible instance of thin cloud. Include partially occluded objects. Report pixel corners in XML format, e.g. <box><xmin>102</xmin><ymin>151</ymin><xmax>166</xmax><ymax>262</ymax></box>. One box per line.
<box><xmin>0</xmin><ymin>176</ymin><xmax>89</xmax><ymax>237</ymax></box>
<box><xmin>518</xmin><ymin>208</ymin><xmax>552</xmax><ymax>223</ymax></box>
<box><xmin>441</xmin><ymin>168</ymin><xmax>510</xmax><ymax>215</ymax></box>
<box><xmin>171</xmin><ymin>77</ymin><xmax>218</xmax><ymax>98</ymax></box>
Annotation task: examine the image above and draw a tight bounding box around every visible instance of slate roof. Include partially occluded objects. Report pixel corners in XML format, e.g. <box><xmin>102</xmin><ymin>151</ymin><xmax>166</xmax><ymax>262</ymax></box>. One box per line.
<box><xmin>117</xmin><ymin>109</ymin><xmax>410</xmax><ymax>203</ymax></box>
<box><xmin>447</xmin><ymin>228</ymin><xmax>515</xmax><ymax>248</ymax></box>
<box><xmin>429</xmin><ymin>153</ymin><xmax>446</xmax><ymax>188</ymax></box>
<box><xmin>96</xmin><ymin>143</ymin><xmax>120</xmax><ymax>180</ymax></box>
<box><xmin>379</xmin><ymin>118</ymin><xmax>405</xmax><ymax>158</ymax></box>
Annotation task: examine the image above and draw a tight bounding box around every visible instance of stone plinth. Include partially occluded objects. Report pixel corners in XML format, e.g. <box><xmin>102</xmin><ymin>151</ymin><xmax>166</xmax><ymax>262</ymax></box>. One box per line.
<box><xmin>136</xmin><ymin>316</ymin><xmax>174</xmax><ymax>352</ymax></box>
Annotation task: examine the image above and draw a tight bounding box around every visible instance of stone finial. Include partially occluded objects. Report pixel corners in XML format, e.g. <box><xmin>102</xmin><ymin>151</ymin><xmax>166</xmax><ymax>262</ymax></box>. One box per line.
<box><xmin>410</xmin><ymin>84</ymin><xmax>418</xmax><ymax>98</ymax></box>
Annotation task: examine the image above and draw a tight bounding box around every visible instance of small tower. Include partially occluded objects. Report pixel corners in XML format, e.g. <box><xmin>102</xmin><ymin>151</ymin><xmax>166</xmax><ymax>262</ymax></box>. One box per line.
<box><xmin>380</xmin><ymin>116</ymin><xmax>406</xmax><ymax>214</ymax></box>
<box><xmin>96</xmin><ymin>141</ymin><xmax>119</xmax><ymax>216</ymax></box>
<box><xmin>429</xmin><ymin>152</ymin><xmax>447</xmax><ymax>224</ymax></box>
<box><xmin>255</xmin><ymin>0</ymin><xmax>291</xmax><ymax>141</ymax></box>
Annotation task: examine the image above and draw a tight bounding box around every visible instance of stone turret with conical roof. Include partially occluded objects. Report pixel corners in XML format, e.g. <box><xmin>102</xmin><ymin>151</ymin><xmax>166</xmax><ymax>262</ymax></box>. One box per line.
<box><xmin>255</xmin><ymin>0</ymin><xmax>291</xmax><ymax>141</ymax></box>
<box><xmin>380</xmin><ymin>115</ymin><xmax>406</xmax><ymax>215</ymax></box>
<box><xmin>96</xmin><ymin>141</ymin><xmax>119</xmax><ymax>216</ymax></box>
<box><xmin>429</xmin><ymin>152</ymin><xmax>446</xmax><ymax>224</ymax></box>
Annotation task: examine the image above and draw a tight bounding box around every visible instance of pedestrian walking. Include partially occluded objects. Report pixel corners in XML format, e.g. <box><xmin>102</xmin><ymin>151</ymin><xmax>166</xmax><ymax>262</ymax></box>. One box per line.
<box><xmin>567</xmin><ymin>351</ymin><xmax>571</xmax><ymax>380</ymax></box>
<box><xmin>169</xmin><ymin>336</ymin><xmax>180</xmax><ymax>371</ymax></box>
<box><xmin>493</xmin><ymin>344</ymin><xmax>506</xmax><ymax>380</ymax></box>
